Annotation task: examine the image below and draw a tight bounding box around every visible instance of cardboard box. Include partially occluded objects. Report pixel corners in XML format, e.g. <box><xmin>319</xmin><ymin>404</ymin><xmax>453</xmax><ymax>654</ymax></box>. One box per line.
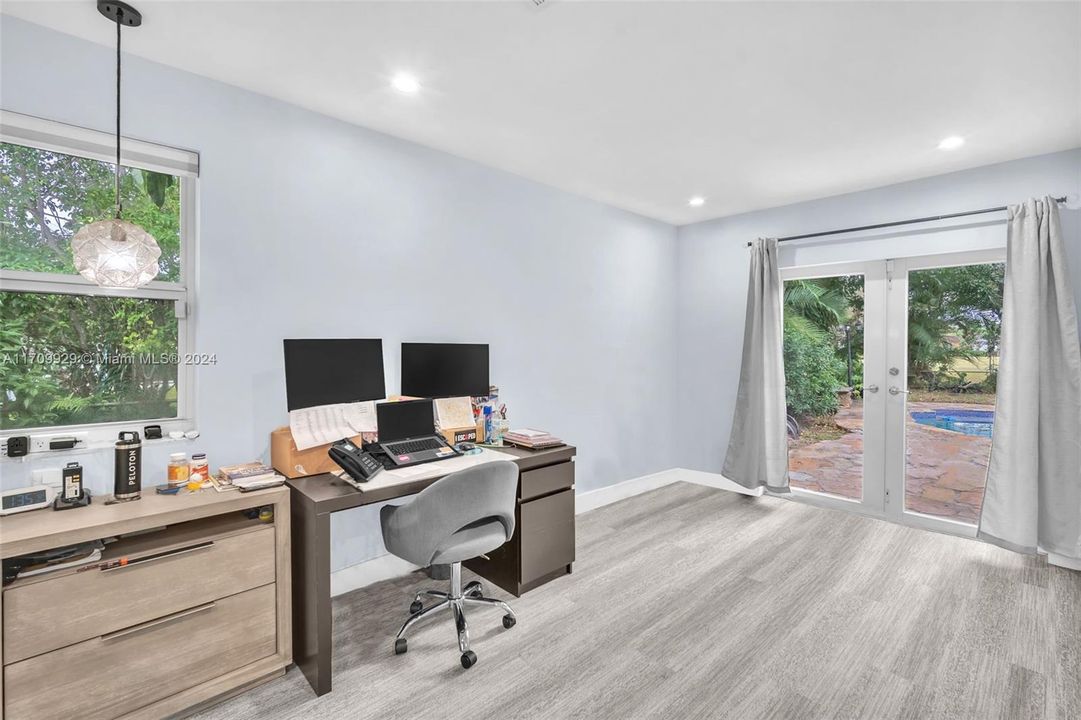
<box><xmin>440</xmin><ymin>426</ymin><xmax>478</xmax><ymax>446</ymax></box>
<box><xmin>270</xmin><ymin>426</ymin><xmax>366</xmax><ymax>479</ymax></box>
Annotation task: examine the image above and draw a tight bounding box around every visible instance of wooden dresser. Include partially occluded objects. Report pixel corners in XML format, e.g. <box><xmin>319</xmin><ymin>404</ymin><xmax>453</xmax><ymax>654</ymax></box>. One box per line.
<box><xmin>0</xmin><ymin>486</ymin><xmax>291</xmax><ymax>720</ymax></box>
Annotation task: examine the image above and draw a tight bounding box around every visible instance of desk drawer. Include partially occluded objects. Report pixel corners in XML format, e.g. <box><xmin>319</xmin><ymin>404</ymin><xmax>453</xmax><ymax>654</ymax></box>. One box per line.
<box><xmin>3</xmin><ymin>526</ymin><xmax>275</xmax><ymax>663</ymax></box>
<box><xmin>520</xmin><ymin>461</ymin><xmax>574</xmax><ymax>501</ymax></box>
<box><xmin>520</xmin><ymin>488</ymin><xmax>575</xmax><ymax>584</ymax></box>
<box><xmin>4</xmin><ymin>583</ymin><xmax>277</xmax><ymax>720</ymax></box>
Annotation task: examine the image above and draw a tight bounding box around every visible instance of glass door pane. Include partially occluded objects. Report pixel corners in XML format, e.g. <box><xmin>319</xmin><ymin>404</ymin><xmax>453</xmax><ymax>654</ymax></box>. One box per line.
<box><xmin>903</xmin><ymin>263</ymin><xmax>1003</xmax><ymax>524</ymax></box>
<box><xmin>783</xmin><ymin>274</ymin><xmax>867</xmax><ymax>500</ymax></box>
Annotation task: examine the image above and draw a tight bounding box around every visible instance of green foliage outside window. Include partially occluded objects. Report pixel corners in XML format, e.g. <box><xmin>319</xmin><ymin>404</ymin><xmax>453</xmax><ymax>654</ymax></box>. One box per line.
<box><xmin>783</xmin><ymin>314</ymin><xmax>845</xmax><ymax>417</ymax></box>
<box><xmin>1</xmin><ymin>142</ymin><xmax>183</xmax><ymax>430</ymax></box>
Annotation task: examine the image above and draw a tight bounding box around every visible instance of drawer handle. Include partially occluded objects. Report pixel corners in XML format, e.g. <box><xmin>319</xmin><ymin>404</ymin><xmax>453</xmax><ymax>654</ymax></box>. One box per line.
<box><xmin>101</xmin><ymin>540</ymin><xmax>214</xmax><ymax>572</ymax></box>
<box><xmin>101</xmin><ymin>602</ymin><xmax>216</xmax><ymax>642</ymax></box>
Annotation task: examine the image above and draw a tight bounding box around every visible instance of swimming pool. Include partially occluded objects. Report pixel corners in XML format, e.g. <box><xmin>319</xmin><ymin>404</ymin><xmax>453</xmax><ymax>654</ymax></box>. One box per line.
<box><xmin>911</xmin><ymin>409</ymin><xmax>995</xmax><ymax>437</ymax></box>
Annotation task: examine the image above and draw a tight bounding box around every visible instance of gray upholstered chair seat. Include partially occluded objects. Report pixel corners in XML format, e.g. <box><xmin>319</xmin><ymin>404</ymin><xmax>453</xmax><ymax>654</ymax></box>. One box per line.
<box><xmin>379</xmin><ymin>460</ymin><xmax>520</xmax><ymax>669</ymax></box>
<box><xmin>431</xmin><ymin>519</ymin><xmax>507</xmax><ymax>565</ymax></box>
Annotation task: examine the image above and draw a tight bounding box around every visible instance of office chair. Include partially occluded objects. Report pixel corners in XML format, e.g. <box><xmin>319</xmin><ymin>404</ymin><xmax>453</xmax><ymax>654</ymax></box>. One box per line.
<box><xmin>380</xmin><ymin>460</ymin><xmax>519</xmax><ymax>669</ymax></box>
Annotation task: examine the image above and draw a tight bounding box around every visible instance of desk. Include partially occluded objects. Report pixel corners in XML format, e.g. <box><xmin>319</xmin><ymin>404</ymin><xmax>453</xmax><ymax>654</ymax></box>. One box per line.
<box><xmin>286</xmin><ymin>443</ymin><xmax>576</xmax><ymax>696</ymax></box>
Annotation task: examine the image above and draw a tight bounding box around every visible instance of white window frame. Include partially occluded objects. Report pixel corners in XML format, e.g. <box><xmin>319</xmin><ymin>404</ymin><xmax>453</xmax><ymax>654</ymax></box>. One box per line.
<box><xmin>0</xmin><ymin>110</ymin><xmax>200</xmax><ymax>445</ymax></box>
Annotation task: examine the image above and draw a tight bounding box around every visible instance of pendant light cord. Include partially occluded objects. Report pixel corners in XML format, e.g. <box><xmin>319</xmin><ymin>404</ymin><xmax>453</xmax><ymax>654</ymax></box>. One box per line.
<box><xmin>114</xmin><ymin>8</ymin><xmax>122</xmax><ymax>219</ymax></box>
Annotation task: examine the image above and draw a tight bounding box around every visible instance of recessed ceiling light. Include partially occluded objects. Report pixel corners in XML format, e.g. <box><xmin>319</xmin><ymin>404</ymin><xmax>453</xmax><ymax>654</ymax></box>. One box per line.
<box><xmin>937</xmin><ymin>135</ymin><xmax>965</xmax><ymax>151</ymax></box>
<box><xmin>391</xmin><ymin>73</ymin><xmax>421</xmax><ymax>94</ymax></box>
<box><xmin>688</xmin><ymin>196</ymin><xmax>706</xmax><ymax>207</ymax></box>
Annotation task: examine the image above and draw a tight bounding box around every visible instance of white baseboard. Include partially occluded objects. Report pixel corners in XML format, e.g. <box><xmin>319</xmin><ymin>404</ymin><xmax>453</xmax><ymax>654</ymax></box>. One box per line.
<box><xmin>329</xmin><ymin>467</ymin><xmax>1079</xmax><ymax>596</ymax></box>
<box><xmin>670</xmin><ymin>468</ymin><xmax>765</xmax><ymax>496</ymax></box>
<box><xmin>574</xmin><ymin>468</ymin><xmax>684</xmax><ymax>514</ymax></box>
<box><xmin>1049</xmin><ymin>553</ymin><xmax>1081</xmax><ymax>571</ymax></box>
<box><xmin>331</xmin><ymin>554</ymin><xmax>420</xmax><ymax>597</ymax></box>
<box><xmin>329</xmin><ymin>467</ymin><xmax>762</xmax><ymax>596</ymax></box>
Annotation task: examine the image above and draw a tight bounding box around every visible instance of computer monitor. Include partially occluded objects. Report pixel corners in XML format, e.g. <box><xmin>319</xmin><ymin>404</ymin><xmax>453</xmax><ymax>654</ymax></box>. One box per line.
<box><xmin>377</xmin><ymin>399</ymin><xmax>436</xmax><ymax>443</ymax></box>
<box><xmin>400</xmin><ymin>343</ymin><xmax>489</xmax><ymax>398</ymax></box>
<box><xmin>282</xmin><ymin>338</ymin><xmax>386</xmax><ymax>411</ymax></box>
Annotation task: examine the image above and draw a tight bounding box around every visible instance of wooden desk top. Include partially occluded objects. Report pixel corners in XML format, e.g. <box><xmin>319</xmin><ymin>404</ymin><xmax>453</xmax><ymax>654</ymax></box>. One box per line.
<box><xmin>0</xmin><ymin>485</ymin><xmax>288</xmax><ymax>560</ymax></box>
<box><xmin>286</xmin><ymin>444</ymin><xmax>576</xmax><ymax>514</ymax></box>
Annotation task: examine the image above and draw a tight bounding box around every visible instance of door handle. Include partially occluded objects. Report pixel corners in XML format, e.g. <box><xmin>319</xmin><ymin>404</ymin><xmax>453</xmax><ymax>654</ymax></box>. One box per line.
<box><xmin>889</xmin><ymin>386</ymin><xmax>910</xmax><ymax>396</ymax></box>
<box><xmin>101</xmin><ymin>541</ymin><xmax>214</xmax><ymax>572</ymax></box>
<box><xmin>863</xmin><ymin>384</ymin><xmax>879</xmax><ymax>394</ymax></box>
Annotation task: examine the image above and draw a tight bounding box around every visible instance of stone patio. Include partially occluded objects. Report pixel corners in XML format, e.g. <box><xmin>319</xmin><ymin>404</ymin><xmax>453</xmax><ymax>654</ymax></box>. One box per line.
<box><xmin>788</xmin><ymin>400</ymin><xmax>994</xmax><ymax>524</ymax></box>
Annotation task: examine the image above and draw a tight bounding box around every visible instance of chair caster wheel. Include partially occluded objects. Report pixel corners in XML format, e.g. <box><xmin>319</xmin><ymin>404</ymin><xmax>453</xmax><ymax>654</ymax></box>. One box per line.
<box><xmin>460</xmin><ymin>650</ymin><xmax>477</xmax><ymax>669</ymax></box>
<box><xmin>502</xmin><ymin>614</ymin><xmax>516</xmax><ymax>629</ymax></box>
<box><xmin>409</xmin><ymin>600</ymin><xmax>423</xmax><ymax>615</ymax></box>
<box><xmin>394</xmin><ymin>638</ymin><xmax>407</xmax><ymax>655</ymax></box>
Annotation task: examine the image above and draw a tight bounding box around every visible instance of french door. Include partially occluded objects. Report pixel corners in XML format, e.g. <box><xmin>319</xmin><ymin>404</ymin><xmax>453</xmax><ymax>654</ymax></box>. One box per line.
<box><xmin>781</xmin><ymin>248</ymin><xmax>1005</xmax><ymax>537</ymax></box>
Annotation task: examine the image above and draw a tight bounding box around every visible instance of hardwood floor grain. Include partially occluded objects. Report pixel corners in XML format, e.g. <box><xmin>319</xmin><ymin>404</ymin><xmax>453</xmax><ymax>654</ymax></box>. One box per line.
<box><xmin>195</xmin><ymin>482</ymin><xmax>1080</xmax><ymax>720</ymax></box>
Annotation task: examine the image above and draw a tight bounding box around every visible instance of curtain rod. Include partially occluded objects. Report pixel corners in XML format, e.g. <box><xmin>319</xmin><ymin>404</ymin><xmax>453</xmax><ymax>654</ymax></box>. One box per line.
<box><xmin>746</xmin><ymin>195</ymin><xmax>1069</xmax><ymax>247</ymax></box>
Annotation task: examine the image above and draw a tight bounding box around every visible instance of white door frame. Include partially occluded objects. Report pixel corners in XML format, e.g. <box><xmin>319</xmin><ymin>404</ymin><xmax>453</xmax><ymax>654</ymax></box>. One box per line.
<box><xmin>883</xmin><ymin>248</ymin><xmax>1005</xmax><ymax>538</ymax></box>
<box><xmin>781</xmin><ymin>248</ymin><xmax>1005</xmax><ymax>539</ymax></box>
<box><xmin>780</xmin><ymin>260</ymin><xmax>888</xmax><ymax>517</ymax></box>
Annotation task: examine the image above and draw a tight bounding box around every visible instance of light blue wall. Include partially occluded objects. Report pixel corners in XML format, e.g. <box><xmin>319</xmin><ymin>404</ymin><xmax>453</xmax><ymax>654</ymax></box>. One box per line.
<box><xmin>5</xmin><ymin>15</ymin><xmax>1080</xmax><ymax>571</ymax></box>
<box><xmin>0</xmin><ymin>18</ymin><xmax>679</xmax><ymax>571</ymax></box>
<box><xmin>675</xmin><ymin>148</ymin><xmax>1081</xmax><ymax>474</ymax></box>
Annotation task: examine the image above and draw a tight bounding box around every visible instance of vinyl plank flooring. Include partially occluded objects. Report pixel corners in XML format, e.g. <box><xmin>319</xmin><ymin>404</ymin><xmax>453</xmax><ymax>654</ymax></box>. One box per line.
<box><xmin>194</xmin><ymin>482</ymin><xmax>1081</xmax><ymax>720</ymax></box>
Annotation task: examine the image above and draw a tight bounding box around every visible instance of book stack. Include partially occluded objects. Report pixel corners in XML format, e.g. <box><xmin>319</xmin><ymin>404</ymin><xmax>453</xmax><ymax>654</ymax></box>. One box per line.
<box><xmin>216</xmin><ymin>462</ymin><xmax>285</xmax><ymax>492</ymax></box>
<box><xmin>503</xmin><ymin>428</ymin><xmax>564</xmax><ymax>450</ymax></box>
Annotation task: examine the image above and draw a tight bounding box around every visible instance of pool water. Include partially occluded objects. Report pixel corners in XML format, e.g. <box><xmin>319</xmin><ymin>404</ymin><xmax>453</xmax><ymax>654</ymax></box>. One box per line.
<box><xmin>911</xmin><ymin>409</ymin><xmax>995</xmax><ymax>437</ymax></box>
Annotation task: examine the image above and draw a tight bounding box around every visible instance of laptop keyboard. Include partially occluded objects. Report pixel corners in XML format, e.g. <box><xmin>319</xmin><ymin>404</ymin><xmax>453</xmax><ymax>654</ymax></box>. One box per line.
<box><xmin>386</xmin><ymin>438</ymin><xmax>443</xmax><ymax>455</ymax></box>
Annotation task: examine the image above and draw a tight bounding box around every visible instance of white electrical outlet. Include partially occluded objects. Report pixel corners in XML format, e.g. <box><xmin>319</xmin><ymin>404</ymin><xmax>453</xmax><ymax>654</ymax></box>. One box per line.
<box><xmin>32</xmin><ymin>468</ymin><xmax>63</xmax><ymax>488</ymax></box>
<box><xmin>28</xmin><ymin>432</ymin><xmax>87</xmax><ymax>454</ymax></box>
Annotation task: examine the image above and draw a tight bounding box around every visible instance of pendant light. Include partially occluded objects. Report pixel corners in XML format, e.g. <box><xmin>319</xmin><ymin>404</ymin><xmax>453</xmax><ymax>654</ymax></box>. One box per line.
<box><xmin>71</xmin><ymin>0</ymin><xmax>161</xmax><ymax>289</ymax></box>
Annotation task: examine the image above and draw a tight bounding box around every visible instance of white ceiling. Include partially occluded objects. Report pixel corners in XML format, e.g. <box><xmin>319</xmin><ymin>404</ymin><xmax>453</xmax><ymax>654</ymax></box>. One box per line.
<box><xmin>4</xmin><ymin>1</ymin><xmax>1080</xmax><ymax>225</ymax></box>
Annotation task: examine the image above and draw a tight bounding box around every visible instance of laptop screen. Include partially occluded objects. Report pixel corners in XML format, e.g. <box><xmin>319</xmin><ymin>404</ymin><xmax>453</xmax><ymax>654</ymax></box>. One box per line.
<box><xmin>378</xmin><ymin>399</ymin><xmax>436</xmax><ymax>443</ymax></box>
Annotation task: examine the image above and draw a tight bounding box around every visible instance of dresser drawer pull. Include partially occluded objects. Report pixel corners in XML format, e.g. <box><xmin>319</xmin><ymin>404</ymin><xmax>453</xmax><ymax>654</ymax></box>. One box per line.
<box><xmin>101</xmin><ymin>602</ymin><xmax>216</xmax><ymax>642</ymax></box>
<box><xmin>101</xmin><ymin>540</ymin><xmax>215</xmax><ymax>572</ymax></box>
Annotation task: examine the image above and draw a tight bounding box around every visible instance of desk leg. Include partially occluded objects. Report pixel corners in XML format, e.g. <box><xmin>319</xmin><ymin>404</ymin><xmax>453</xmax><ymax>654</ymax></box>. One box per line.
<box><xmin>291</xmin><ymin>495</ymin><xmax>333</xmax><ymax>696</ymax></box>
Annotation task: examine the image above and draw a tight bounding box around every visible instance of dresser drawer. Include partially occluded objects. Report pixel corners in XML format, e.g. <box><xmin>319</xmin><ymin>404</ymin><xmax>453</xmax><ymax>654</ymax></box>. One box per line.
<box><xmin>4</xmin><ymin>583</ymin><xmax>277</xmax><ymax>720</ymax></box>
<box><xmin>520</xmin><ymin>461</ymin><xmax>574</xmax><ymax>501</ymax></box>
<box><xmin>3</xmin><ymin>525</ymin><xmax>275</xmax><ymax>663</ymax></box>
<box><xmin>520</xmin><ymin>488</ymin><xmax>575</xmax><ymax>583</ymax></box>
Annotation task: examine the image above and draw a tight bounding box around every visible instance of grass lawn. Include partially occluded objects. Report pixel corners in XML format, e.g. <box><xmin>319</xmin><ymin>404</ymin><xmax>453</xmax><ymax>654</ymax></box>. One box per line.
<box><xmin>908</xmin><ymin>389</ymin><xmax>996</xmax><ymax>405</ymax></box>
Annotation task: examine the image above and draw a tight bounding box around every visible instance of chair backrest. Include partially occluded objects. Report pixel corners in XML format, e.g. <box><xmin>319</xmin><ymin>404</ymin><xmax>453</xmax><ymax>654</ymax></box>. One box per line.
<box><xmin>381</xmin><ymin>460</ymin><xmax>519</xmax><ymax>567</ymax></box>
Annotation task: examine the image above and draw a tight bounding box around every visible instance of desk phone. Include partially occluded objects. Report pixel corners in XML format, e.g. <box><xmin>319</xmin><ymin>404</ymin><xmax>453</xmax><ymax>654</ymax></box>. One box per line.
<box><xmin>329</xmin><ymin>439</ymin><xmax>383</xmax><ymax>484</ymax></box>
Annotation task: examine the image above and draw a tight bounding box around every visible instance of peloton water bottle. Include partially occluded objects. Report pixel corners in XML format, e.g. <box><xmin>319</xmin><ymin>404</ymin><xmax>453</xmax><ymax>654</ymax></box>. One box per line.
<box><xmin>114</xmin><ymin>431</ymin><xmax>143</xmax><ymax>501</ymax></box>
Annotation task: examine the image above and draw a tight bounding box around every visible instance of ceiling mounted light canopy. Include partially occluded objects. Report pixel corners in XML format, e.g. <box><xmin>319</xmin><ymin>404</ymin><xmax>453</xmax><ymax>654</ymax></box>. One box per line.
<box><xmin>937</xmin><ymin>135</ymin><xmax>965</xmax><ymax>151</ymax></box>
<box><xmin>71</xmin><ymin>0</ymin><xmax>161</xmax><ymax>289</ymax></box>
<box><xmin>391</xmin><ymin>72</ymin><xmax>421</xmax><ymax>94</ymax></box>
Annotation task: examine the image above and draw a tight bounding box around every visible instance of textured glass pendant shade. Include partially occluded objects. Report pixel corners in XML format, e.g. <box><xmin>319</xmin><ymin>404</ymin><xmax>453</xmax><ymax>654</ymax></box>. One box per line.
<box><xmin>73</xmin><ymin>1</ymin><xmax>161</xmax><ymax>289</ymax></box>
<box><xmin>72</xmin><ymin>218</ymin><xmax>161</xmax><ymax>288</ymax></box>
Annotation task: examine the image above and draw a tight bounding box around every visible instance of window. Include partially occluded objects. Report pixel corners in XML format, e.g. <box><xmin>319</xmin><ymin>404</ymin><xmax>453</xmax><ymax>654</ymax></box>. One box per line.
<box><xmin>0</xmin><ymin>111</ymin><xmax>198</xmax><ymax>438</ymax></box>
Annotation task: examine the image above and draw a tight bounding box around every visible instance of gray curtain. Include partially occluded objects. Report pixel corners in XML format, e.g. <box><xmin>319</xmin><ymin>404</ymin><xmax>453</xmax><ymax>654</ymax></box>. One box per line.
<box><xmin>723</xmin><ymin>238</ymin><xmax>790</xmax><ymax>493</ymax></box>
<box><xmin>978</xmin><ymin>197</ymin><xmax>1081</xmax><ymax>560</ymax></box>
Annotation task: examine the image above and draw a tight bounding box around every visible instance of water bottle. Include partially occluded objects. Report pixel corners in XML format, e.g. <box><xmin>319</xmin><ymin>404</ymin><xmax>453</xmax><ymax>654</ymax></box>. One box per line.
<box><xmin>114</xmin><ymin>431</ymin><xmax>142</xmax><ymax>501</ymax></box>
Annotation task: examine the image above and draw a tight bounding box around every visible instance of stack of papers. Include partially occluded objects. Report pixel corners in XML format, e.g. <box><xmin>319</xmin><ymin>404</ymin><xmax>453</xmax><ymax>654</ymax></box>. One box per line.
<box><xmin>216</xmin><ymin>462</ymin><xmax>285</xmax><ymax>491</ymax></box>
<box><xmin>503</xmin><ymin>428</ymin><xmax>564</xmax><ymax>449</ymax></box>
<box><xmin>289</xmin><ymin>400</ymin><xmax>378</xmax><ymax>450</ymax></box>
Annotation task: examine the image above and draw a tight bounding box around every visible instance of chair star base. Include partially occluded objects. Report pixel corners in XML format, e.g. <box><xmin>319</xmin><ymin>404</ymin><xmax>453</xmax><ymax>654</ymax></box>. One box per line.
<box><xmin>393</xmin><ymin>562</ymin><xmax>516</xmax><ymax>669</ymax></box>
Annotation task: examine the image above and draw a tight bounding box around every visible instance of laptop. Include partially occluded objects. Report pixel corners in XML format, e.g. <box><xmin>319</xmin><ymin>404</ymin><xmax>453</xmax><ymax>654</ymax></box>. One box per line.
<box><xmin>377</xmin><ymin>399</ymin><xmax>461</xmax><ymax>468</ymax></box>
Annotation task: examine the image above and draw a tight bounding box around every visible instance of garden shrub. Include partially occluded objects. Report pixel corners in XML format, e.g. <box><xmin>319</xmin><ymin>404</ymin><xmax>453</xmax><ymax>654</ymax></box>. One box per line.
<box><xmin>783</xmin><ymin>318</ymin><xmax>843</xmax><ymax>419</ymax></box>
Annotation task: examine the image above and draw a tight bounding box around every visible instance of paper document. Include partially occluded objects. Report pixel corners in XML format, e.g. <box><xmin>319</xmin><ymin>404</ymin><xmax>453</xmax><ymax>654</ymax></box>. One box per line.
<box><xmin>434</xmin><ymin>396</ymin><xmax>475</xmax><ymax>429</ymax></box>
<box><xmin>289</xmin><ymin>401</ymin><xmax>378</xmax><ymax>450</ymax></box>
